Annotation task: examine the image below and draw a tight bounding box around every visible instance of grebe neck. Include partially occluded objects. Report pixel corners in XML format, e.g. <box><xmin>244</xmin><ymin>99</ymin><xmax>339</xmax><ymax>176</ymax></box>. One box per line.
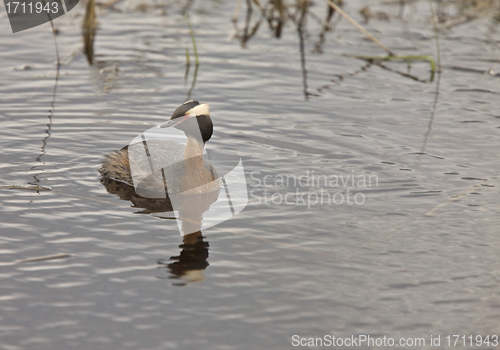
<box><xmin>184</xmin><ymin>136</ymin><xmax>204</xmax><ymax>160</ymax></box>
<box><xmin>181</xmin><ymin>135</ymin><xmax>215</xmax><ymax>193</ymax></box>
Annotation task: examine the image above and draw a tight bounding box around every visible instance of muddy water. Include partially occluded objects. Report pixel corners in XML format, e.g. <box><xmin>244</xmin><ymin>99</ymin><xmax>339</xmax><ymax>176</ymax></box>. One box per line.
<box><xmin>0</xmin><ymin>0</ymin><xmax>499</xmax><ymax>349</ymax></box>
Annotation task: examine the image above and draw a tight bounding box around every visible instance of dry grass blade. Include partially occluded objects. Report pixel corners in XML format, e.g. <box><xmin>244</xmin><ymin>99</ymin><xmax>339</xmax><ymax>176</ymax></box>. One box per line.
<box><xmin>323</xmin><ymin>0</ymin><xmax>395</xmax><ymax>56</ymax></box>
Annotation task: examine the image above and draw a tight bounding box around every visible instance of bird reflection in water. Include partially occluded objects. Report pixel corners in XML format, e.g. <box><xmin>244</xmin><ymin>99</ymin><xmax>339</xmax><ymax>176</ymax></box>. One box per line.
<box><xmin>99</xmin><ymin>101</ymin><xmax>222</xmax><ymax>285</ymax></box>
<box><xmin>101</xmin><ymin>176</ymin><xmax>219</xmax><ymax>285</ymax></box>
<box><xmin>158</xmin><ymin>231</ymin><xmax>209</xmax><ymax>286</ymax></box>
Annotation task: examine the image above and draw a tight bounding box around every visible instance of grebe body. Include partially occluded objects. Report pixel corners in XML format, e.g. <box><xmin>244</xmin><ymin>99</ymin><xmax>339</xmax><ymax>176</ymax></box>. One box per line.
<box><xmin>99</xmin><ymin>100</ymin><xmax>220</xmax><ymax>196</ymax></box>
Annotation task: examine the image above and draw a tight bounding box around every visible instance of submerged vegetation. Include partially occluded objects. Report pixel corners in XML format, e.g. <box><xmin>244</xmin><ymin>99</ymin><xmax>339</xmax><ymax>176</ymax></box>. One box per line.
<box><xmin>231</xmin><ymin>0</ymin><xmax>438</xmax><ymax>97</ymax></box>
<box><xmin>82</xmin><ymin>0</ymin><xmax>97</xmax><ymax>64</ymax></box>
<box><xmin>230</xmin><ymin>0</ymin><xmax>497</xmax><ymax>95</ymax></box>
<box><xmin>77</xmin><ymin>0</ymin><xmax>497</xmax><ymax>98</ymax></box>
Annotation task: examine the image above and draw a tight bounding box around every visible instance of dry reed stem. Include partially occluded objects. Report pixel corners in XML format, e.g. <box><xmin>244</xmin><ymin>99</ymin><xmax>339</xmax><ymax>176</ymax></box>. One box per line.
<box><xmin>323</xmin><ymin>0</ymin><xmax>395</xmax><ymax>56</ymax></box>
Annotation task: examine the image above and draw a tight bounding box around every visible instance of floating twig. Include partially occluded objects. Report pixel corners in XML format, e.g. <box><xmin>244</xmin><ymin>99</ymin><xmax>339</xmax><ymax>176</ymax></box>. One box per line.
<box><xmin>1</xmin><ymin>184</ymin><xmax>51</xmax><ymax>191</ymax></box>
<box><xmin>17</xmin><ymin>253</ymin><xmax>71</xmax><ymax>264</ymax></box>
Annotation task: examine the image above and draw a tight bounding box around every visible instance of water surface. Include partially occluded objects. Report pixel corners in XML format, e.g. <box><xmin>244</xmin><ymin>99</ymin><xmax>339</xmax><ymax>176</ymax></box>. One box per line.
<box><xmin>0</xmin><ymin>0</ymin><xmax>499</xmax><ymax>349</ymax></box>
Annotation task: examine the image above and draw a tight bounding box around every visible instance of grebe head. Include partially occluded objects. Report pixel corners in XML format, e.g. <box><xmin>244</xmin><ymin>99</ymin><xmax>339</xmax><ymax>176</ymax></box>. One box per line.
<box><xmin>170</xmin><ymin>100</ymin><xmax>213</xmax><ymax>144</ymax></box>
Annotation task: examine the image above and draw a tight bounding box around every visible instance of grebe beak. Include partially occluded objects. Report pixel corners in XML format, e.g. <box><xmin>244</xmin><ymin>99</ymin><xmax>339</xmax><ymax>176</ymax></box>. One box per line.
<box><xmin>157</xmin><ymin>114</ymin><xmax>194</xmax><ymax>129</ymax></box>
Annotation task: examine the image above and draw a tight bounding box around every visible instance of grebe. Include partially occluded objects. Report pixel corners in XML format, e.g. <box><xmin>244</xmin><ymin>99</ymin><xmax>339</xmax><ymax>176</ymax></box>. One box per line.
<box><xmin>99</xmin><ymin>100</ymin><xmax>220</xmax><ymax>196</ymax></box>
